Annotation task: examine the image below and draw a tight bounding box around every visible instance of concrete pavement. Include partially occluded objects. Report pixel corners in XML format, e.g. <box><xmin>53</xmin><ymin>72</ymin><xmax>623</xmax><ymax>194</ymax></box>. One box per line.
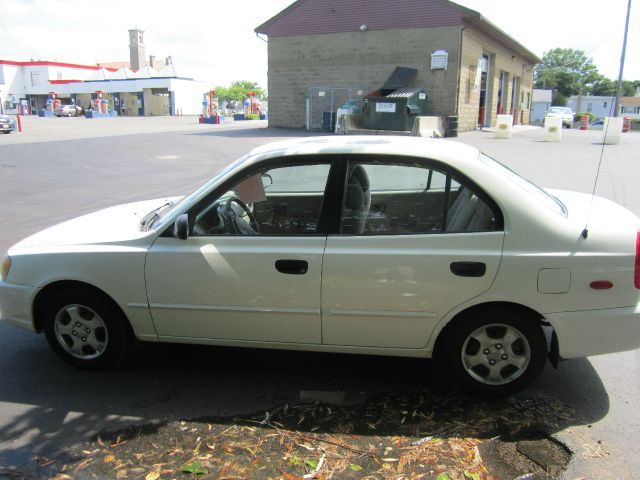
<box><xmin>1</xmin><ymin>119</ymin><xmax>639</xmax><ymax>479</ymax></box>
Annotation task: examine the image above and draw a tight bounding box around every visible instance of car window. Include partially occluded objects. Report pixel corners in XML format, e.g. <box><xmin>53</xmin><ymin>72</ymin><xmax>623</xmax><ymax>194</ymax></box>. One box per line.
<box><xmin>191</xmin><ymin>163</ymin><xmax>331</xmax><ymax>236</ymax></box>
<box><xmin>340</xmin><ymin>159</ymin><xmax>499</xmax><ymax>235</ymax></box>
<box><xmin>477</xmin><ymin>153</ymin><xmax>567</xmax><ymax>215</ymax></box>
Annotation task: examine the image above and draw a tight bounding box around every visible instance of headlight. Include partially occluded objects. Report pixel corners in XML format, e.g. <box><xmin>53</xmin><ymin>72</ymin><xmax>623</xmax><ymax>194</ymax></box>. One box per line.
<box><xmin>1</xmin><ymin>255</ymin><xmax>11</xmax><ymax>281</ymax></box>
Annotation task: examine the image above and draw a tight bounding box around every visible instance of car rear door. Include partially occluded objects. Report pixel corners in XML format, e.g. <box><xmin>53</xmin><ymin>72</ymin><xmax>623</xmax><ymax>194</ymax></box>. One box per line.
<box><xmin>321</xmin><ymin>156</ymin><xmax>505</xmax><ymax>349</ymax></box>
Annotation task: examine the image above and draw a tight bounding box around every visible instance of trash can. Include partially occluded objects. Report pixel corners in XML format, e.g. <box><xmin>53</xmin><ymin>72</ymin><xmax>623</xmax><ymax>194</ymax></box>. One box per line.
<box><xmin>445</xmin><ymin>115</ymin><xmax>458</xmax><ymax>137</ymax></box>
<box><xmin>322</xmin><ymin>111</ymin><xmax>336</xmax><ymax>132</ymax></box>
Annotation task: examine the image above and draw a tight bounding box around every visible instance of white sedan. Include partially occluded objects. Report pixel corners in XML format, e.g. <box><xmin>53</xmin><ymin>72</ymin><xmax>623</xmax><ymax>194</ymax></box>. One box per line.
<box><xmin>545</xmin><ymin>106</ymin><xmax>574</xmax><ymax>128</ymax></box>
<box><xmin>1</xmin><ymin>136</ymin><xmax>639</xmax><ymax>396</ymax></box>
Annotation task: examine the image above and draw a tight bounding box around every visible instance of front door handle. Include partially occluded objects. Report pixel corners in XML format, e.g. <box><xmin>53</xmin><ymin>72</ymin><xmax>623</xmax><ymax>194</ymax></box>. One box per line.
<box><xmin>450</xmin><ymin>261</ymin><xmax>486</xmax><ymax>277</ymax></box>
<box><xmin>275</xmin><ymin>259</ymin><xmax>308</xmax><ymax>275</ymax></box>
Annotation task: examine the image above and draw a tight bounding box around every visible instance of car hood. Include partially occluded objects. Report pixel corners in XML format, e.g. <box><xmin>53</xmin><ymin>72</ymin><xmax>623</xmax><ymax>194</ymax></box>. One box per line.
<box><xmin>10</xmin><ymin>197</ymin><xmax>180</xmax><ymax>251</ymax></box>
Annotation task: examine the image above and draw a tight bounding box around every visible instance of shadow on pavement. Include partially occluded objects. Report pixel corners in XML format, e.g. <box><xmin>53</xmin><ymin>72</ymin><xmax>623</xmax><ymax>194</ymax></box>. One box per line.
<box><xmin>186</xmin><ymin>126</ymin><xmax>320</xmax><ymax>140</ymax></box>
<box><xmin>0</xmin><ymin>332</ymin><xmax>609</xmax><ymax>478</ymax></box>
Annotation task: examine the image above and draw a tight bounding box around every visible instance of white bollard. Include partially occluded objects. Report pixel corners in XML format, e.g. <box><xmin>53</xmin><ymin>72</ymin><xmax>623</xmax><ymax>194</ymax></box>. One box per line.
<box><xmin>494</xmin><ymin>114</ymin><xmax>513</xmax><ymax>139</ymax></box>
<box><xmin>602</xmin><ymin>117</ymin><xmax>623</xmax><ymax>145</ymax></box>
<box><xmin>544</xmin><ymin>116</ymin><xmax>562</xmax><ymax>142</ymax></box>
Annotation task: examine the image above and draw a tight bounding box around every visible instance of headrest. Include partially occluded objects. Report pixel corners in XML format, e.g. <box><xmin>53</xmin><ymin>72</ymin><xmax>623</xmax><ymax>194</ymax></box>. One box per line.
<box><xmin>345</xmin><ymin>183</ymin><xmax>365</xmax><ymax>209</ymax></box>
<box><xmin>348</xmin><ymin>164</ymin><xmax>370</xmax><ymax>191</ymax></box>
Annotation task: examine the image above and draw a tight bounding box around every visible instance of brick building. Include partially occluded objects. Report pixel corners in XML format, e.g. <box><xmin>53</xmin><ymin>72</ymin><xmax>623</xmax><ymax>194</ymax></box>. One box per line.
<box><xmin>256</xmin><ymin>0</ymin><xmax>540</xmax><ymax>132</ymax></box>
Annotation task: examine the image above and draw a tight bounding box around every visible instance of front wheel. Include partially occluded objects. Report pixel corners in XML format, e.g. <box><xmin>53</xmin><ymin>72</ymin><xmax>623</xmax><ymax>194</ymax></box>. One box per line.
<box><xmin>438</xmin><ymin>308</ymin><xmax>547</xmax><ymax>396</ymax></box>
<box><xmin>43</xmin><ymin>289</ymin><xmax>131</xmax><ymax>369</ymax></box>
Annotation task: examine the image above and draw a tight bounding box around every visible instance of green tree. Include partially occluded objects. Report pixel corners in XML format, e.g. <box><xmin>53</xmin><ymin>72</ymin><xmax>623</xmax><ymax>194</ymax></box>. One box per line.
<box><xmin>534</xmin><ymin>48</ymin><xmax>601</xmax><ymax>105</ymax></box>
<box><xmin>590</xmin><ymin>77</ymin><xmax>617</xmax><ymax>96</ymax></box>
<box><xmin>590</xmin><ymin>78</ymin><xmax>640</xmax><ymax>96</ymax></box>
<box><xmin>213</xmin><ymin>81</ymin><xmax>266</xmax><ymax>104</ymax></box>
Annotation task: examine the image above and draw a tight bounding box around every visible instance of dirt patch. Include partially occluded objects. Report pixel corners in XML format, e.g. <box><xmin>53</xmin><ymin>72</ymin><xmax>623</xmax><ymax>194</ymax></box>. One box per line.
<box><xmin>38</xmin><ymin>390</ymin><xmax>574</xmax><ymax>479</ymax></box>
<box><xmin>478</xmin><ymin>431</ymin><xmax>572</xmax><ymax>479</ymax></box>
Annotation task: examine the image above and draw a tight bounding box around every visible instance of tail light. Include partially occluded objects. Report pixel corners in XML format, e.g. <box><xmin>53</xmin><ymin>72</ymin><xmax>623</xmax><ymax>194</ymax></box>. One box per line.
<box><xmin>635</xmin><ymin>232</ymin><xmax>640</xmax><ymax>289</ymax></box>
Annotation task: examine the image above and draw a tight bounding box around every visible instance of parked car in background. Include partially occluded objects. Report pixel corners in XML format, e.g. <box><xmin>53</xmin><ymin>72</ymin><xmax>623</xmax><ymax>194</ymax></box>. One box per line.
<box><xmin>2</xmin><ymin>136</ymin><xmax>640</xmax><ymax>396</ymax></box>
<box><xmin>54</xmin><ymin>105</ymin><xmax>83</xmax><ymax>117</ymax></box>
<box><xmin>0</xmin><ymin>115</ymin><xmax>17</xmax><ymax>134</ymax></box>
<box><xmin>589</xmin><ymin>118</ymin><xmax>605</xmax><ymax>130</ymax></box>
<box><xmin>545</xmin><ymin>106</ymin><xmax>574</xmax><ymax>128</ymax></box>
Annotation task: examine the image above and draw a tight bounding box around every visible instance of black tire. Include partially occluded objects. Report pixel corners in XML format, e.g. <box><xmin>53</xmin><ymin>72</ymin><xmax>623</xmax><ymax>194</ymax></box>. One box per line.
<box><xmin>43</xmin><ymin>289</ymin><xmax>131</xmax><ymax>369</ymax></box>
<box><xmin>437</xmin><ymin>307</ymin><xmax>547</xmax><ymax>397</ymax></box>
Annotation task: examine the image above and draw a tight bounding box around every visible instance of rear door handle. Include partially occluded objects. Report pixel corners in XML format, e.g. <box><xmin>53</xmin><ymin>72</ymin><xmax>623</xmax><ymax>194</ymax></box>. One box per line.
<box><xmin>450</xmin><ymin>261</ymin><xmax>486</xmax><ymax>277</ymax></box>
<box><xmin>275</xmin><ymin>259</ymin><xmax>308</xmax><ymax>275</ymax></box>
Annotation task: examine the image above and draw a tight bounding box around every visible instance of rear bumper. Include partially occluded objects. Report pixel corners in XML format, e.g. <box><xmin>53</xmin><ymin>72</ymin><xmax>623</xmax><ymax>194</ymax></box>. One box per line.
<box><xmin>0</xmin><ymin>280</ymin><xmax>38</xmax><ymax>332</ymax></box>
<box><xmin>547</xmin><ymin>305</ymin><xmax>640</xmax><ymax>359</ymax></box>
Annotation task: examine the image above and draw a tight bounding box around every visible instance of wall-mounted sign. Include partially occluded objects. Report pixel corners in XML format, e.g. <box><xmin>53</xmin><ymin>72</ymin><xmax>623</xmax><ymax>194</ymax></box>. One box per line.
<box><xmin>375</xmin><ymin>102</ymin><xmax>396</xmax><ymax>113</ymax></box>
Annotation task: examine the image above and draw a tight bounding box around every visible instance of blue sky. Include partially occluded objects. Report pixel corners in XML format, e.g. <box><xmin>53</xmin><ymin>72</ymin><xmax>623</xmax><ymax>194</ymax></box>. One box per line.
<box><xmin>1</xmin><ymin>0</ymin><xmax>637</xmax><ymax>89</ymax></box>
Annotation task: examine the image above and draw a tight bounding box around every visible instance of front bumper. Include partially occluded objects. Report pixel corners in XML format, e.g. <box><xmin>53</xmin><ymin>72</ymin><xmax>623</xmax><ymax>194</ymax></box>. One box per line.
<box><xmin>547</xmin><ymin>305</ymin><xmax>640</xmax><ymax>359</ymax></box>
<box><xmin>0</xmin><ymin>280</ymin><xmax>38</xmax><ymax>332</ymax></box>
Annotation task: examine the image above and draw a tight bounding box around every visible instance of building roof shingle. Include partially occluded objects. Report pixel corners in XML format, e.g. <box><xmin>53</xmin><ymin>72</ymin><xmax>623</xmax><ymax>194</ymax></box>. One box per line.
<box><xmin>256</xmin><ymin>0</ymin><xmax>540</xmax><ymax>63</ymax></box>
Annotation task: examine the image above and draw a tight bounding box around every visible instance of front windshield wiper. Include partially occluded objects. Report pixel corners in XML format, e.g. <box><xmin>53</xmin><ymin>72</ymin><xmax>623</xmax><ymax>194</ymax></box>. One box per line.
<box><xmin>139</xmin><ymin>202</ymin><xmax>173</xmax><ymax>231</ymax></box>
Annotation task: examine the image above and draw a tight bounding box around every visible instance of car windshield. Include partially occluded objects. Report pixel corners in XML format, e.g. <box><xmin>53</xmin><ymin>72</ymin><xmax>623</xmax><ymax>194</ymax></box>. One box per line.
<box><xmin>548</xmin><ymin>107</ymin><xmax>571</xmax><ymax>114</ymax></box>
<box><xmin>477</xmin><ymin>153</ymin><xmax>567</xmax><ymax>216</ymax></box>
<box><xmin>145</xmin><ymin>153</ymin><xmax>252</xmax><ymax>231</ymax></box>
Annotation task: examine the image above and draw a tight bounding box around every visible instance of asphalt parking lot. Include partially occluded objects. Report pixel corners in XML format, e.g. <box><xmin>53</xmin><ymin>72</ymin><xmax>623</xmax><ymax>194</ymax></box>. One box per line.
<box><xmin>0</xmin><ymin>116</ymin><xmax>639</xmax><ymax>479</ymax></box>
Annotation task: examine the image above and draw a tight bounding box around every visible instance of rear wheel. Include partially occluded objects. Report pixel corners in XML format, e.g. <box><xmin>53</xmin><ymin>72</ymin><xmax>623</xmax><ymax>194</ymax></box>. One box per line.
<box><xmin>438</xmin><ymin>307</ymin><xmax>547</xmax><ymax>396</ymax></box>
<box><xmin>43</xmin><ymin>289</ymin><xmax>131</xmax><ymax>369</ymax></box>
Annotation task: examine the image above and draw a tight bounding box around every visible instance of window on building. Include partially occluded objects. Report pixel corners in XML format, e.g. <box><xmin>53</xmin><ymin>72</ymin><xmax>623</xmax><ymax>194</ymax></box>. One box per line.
<box><xmin>30</xmin><ymin>72</ymin><xmax>40</xmax><ymax>87</ymax></box>
<box><xmin>587</xmin><ymin>103</ymin><xmax>593</xmax><ymax>113</ymax></box>
<box><xmin>603</xmin><ymin>102</ymin><xmax>608</xmax><ymax>108</ymax></box>
<box><xmin>57</xmin><ymin>71</ymin><xmax>63</xmax><ymax>80</ymax></box>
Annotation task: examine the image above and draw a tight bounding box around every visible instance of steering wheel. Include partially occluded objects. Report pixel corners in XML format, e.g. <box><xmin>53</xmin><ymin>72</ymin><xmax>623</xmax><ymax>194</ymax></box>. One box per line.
<box><xmin>222</xmin><ymin>197</ymin><xmax>260</xmax><ymax>235</ymax></box>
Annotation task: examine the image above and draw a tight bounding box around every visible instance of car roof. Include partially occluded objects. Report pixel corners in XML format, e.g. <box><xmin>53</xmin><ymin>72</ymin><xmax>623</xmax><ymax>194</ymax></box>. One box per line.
<box><xmin>247</xmin><ymin>136</ymin><xmax>480</xmax><ymax>165</ymax></box>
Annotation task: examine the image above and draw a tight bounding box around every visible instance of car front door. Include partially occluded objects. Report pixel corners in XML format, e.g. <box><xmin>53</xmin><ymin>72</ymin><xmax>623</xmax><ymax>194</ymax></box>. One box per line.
<box><xmin>145</xmin><ymin>159</ymin><xmax>333</xmax><ymax>344</ymax></box>
<box><xmin>321</xmin><ymin>157</ymin><xmax>505</xmax><ymax>349</ymax></box>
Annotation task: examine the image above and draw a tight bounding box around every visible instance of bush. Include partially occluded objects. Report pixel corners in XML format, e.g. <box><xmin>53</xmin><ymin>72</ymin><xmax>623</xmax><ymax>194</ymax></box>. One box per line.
<box><xmin>574</xmin><ymin>112</ymin><xmax>595</xmax><ymax>122</ymax></box>
<box><xmin>245</xmin><ymin>114</ymin><xmax>260</xmax><ymax>120</ymax></box>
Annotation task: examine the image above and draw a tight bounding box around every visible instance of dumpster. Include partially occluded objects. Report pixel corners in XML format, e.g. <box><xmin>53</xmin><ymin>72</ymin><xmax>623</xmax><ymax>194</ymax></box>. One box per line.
<box><xmin>362</xmin><ymin>67</ymin><xmax>428</xmax><ymax>131</ymax></box>
<box><xmin>363</xmin><ymin>87</ymin><xmax>428</xmax><ymax>131</ymax></box>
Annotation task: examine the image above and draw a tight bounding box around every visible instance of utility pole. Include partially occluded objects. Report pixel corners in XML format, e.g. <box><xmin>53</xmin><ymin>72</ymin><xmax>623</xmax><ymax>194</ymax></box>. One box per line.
<box><xmin>614</xmin><ymin>0</ymin><xmax>632</xmax><ymax>117</ymax></box>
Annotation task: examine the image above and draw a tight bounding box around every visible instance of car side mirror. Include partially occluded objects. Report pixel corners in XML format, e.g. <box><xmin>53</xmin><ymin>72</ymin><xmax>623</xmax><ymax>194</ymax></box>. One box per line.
<box><xmin>262</xmin><ymin>173</ymin><xmax>273</xmax><ymax>188</ymax></box>
<box><xmin>174</xmin><ymin>214</ymin><xmax>189</xmax><ymax>240</ymax></box>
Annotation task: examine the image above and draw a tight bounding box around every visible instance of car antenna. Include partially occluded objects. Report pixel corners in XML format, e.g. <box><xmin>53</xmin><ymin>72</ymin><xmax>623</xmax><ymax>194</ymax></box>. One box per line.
<box><xmin>582</xmin><ymin>0</ymin><xmax>632</xmax><ymax>241</ymax></box>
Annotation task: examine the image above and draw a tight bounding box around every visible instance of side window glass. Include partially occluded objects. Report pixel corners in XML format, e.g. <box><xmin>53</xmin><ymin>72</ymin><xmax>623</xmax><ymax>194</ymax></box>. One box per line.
<box><xmin>192</xmin><ymin>163</ymin><xmax>331</xmax><ymax>236</ymax></box>
<box><xmin>445</xmin><ymin>180</ymin><xmax>496</xmax><ymax>232</ymax></box>
<box><xmin>340</xmin><ymin>160</ymin><xmax>498</xmax><ymax>235</ymax></box>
